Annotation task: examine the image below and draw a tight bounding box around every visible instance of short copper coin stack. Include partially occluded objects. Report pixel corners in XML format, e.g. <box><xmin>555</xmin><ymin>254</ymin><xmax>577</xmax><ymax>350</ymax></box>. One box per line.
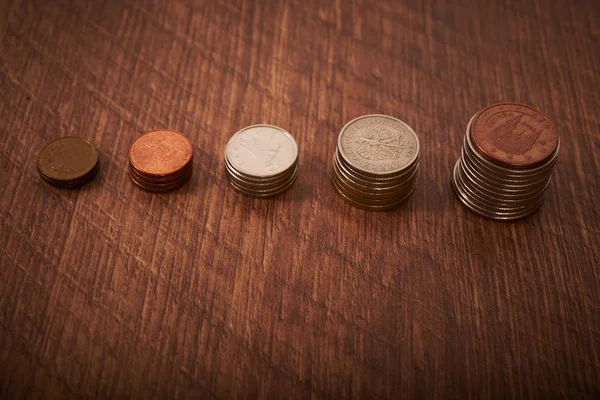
<box><xmin>129</xmin><ymin>130</ymin><xmax>193</xmax><ymax>193</ymax></box>
<box><xmin>452</xmin><ymin>103</ymin><xmax>560</xmax><ymax>220</ymax></box>
<box><xmin>37</xmin><ymin>137</ymin><xmax>100</xmax><ymax>189</ymax></box>
<box><xmin>224</xmin><ymin>125</ymin><xmax>298</xmax><ymax>197</ymax></box>
<box><xmin>332</xmin><ymin>114</ymin><xmax>420</xmax><ymax>211</ymax></box>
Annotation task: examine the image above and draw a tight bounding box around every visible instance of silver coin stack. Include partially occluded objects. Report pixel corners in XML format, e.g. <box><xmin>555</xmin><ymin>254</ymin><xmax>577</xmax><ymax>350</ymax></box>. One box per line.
<box><xmin>452</xmin><ymin>104</ymin><xmax>560</xmax><ymax>220</ymax></box>
<box><xmin>225</xmin><ymin>124</ymin><xmax>299</xmax><ymax>197</ymax></box>
<box><xmin>332</xmin><ymin>114</ymin><xmax>420</xmax><ymax>211</ymax></box>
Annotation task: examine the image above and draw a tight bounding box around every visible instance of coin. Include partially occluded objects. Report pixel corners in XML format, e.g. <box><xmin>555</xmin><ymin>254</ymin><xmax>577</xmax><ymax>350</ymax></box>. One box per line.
<box><xmin>338</xmin><ymin>114</ymin><xmax>419</xmax><ymax>177</ymax></box>
<box><xmin>452</xmin><ymin>104</ymin><xmax>559</xmax><ymax>220</ymax></box>
<box><xmin>225</xmin><ymin>125</ymin><xmax>298</xmax><ymax>178</ymax></box>
<box><xmin>129</xmin><ymin>130</ymin><xmax>192</xmax><ymax>176</ymax></box>
<box><xmin>129</xmin><ymin>130</ymin><xmax>193</xmax><ymax>193</ymax></box>
<box><xmin>37</xmin><ymin>137</ymin><xmax>100</xmax><ymax>189</ymax></box>
<box><xmin>470</xmin><ymin>103</ymin><xmax>559</xmax><ymax>168</ymax></box>
<box><xmin>224</xmin><ymin>124</ymin><xmax>299</xmax><ymax>197</ymax></box>
<box><xmin>332</xmin><ymin>115</ymin><xmax>420</xmax><ymax>210</ymax></box>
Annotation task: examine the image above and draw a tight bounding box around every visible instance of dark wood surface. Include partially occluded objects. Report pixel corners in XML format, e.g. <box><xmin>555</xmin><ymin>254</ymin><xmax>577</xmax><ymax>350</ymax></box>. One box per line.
<box><xmin>1</xmin><ymin>0</ymin><xmax>599</xmax><ymax>398</ymax></box>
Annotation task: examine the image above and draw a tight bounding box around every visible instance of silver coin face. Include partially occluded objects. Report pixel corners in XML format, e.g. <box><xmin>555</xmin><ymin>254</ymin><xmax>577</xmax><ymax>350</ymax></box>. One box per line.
<box><xmin>338</xmin><ymin>115</ymin><xmax>419</xmax><ymax>175</ymax></box>
<box><xmin>225</xmin><ymin>125</ymin><xmax>298</xmax><ymax>177</ymax></box>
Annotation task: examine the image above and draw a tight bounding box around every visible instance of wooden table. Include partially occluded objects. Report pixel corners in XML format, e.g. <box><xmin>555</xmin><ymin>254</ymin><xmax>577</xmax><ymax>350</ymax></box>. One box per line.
<box><xmin>1</xmin><ymin>0</ymin><xmax>599</xmax><ymax>397</ymax></box>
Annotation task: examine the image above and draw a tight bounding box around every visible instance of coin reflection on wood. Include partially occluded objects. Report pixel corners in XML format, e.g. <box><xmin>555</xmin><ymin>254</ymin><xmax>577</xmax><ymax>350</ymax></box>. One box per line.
<box><xmin>129</xmin><ymin>130</ymin><xmax>193</xmax><ymax>193</ymax></box>
<box><xmin>37</xmin><ymin>137</ymin><xmax>100</xmax><ymax>189</ymax></box>
<box><xmin>452</xmin><ymin>103</ymin><xmax>560</xmax><ymax>220</ymax></box>
<box><xmin>224</xmin><ymin>124</ymin><xmax>298</xmax><ymax>197</ymax></box>
<box><xmin>332</xmin><ymin>114</ymin><xmax>420</xmax><ymax>211</ymax></box>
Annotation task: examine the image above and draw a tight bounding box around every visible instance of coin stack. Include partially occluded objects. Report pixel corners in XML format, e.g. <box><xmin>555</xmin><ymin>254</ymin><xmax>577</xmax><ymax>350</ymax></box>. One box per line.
<box><xmin>452</xmin><ymin>103</ymin><xmax>560</xmax><ymax>220</ymax></box>
<box><xmin>129</xmin><ymin>130</ymin><xmax>193</xmax><ymax>193</ymax></box>
<box><xmin>37</xmin><ymin>137</ymin><xmax>100</xmax><ymax>189</ymax></box>
<box><xmin>332</xmin><ymin>114</ymin><xmax>420</xmax><ymax>211</ymax></box>
<box><xmin>224</xmin><ymin>124</ymin><xmax>298</xmax><ymax>197</ymax></box>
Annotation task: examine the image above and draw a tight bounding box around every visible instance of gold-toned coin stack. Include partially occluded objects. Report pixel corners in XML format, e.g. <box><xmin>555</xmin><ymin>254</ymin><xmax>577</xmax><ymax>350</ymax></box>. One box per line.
<box><xmin>129</xmin><ymin>130</ymin><xmax>193</xmax><ymax>193</ymax></box>
<box><xmin>332</xmin><ymin>114</ymin><xmax>420</xmax><ymax>211</ymax></box>
<box><xmin>452</xmin><ymin>103</ymin><xmax>560</xmax><ymax>220</ymax></box>
<box><xmin>224</xmin><ymin>125</ymin><xmax>299</xmax><ymax>198</ymax></box>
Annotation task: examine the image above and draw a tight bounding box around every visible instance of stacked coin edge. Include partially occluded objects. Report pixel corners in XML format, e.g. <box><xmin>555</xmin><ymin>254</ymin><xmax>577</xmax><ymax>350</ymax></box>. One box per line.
<box><xmin>129</xmin><ymin>159</ymin><xmax>193</xmax><ymax>193</ymax></box>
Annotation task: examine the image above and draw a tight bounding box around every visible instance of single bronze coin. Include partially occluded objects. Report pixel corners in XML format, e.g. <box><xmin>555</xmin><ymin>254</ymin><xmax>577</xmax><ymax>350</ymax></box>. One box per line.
<box><xmin>37</xmin><ymin>137</ymin><xmax>99</xmax><ymax>188</ymax></box>
<box><xmin>129</xmin><ymin>130</ymin><xmax>193</xmax><ymax>177</ymax></box>
<box><xmin>470</xmin><ymin>103</ymin><xmax>559</xmax><ymax>168</ymax></box>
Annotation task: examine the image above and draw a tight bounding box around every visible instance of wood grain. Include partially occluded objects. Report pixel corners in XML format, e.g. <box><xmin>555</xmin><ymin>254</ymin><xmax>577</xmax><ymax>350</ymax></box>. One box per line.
<box><xmin>1</xmin><ymin>0</ymin><xmax>599</xmax><ymax>398</ymax></box>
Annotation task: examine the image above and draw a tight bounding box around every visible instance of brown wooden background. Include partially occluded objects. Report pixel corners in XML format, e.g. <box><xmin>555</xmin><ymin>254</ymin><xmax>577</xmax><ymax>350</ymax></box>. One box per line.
<box><xmin>1</xmin><ymin>0</ymin><xmax>599</xmax><ymax>398</ymax></box>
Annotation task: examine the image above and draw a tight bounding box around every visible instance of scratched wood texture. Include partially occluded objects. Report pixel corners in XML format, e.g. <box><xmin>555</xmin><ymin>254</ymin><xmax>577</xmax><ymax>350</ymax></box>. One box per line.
<box><xmin>1</xmin><ymin>0</ymin><xmax>599</xmax><ymax>398</ymax></box>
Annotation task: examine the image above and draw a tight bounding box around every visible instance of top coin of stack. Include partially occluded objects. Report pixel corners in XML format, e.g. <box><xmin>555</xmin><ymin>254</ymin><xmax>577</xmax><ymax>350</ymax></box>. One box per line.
<box><xmin>332</xmin><ymin>114</ymin><xmax>420</xmax><ymax>211</ymax></box>
<box><xmin>37</xmin><ymin>137</ymin><xmax>100</xmax><ymax>189</ymax></box>
<box><xmin>452</xmin><ymin>103</ymin><xmax>559</xmax><ymax>220</ymax></box>
<box><xmin>224</xmin><ymin>124</ymin><xmax>298</xmax><ymax>197</ymax></box>
<box><xmin>129</xmin><ymin>130</ymin><xmax>193</xmax><ymax>193</ymax></box>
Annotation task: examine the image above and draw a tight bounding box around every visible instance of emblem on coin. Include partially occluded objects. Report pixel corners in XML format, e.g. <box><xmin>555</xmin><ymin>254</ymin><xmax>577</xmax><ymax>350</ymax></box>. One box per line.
<box><xmin>234</xmin><ymin>134</ymin><xmax>283</xmax><ymax>170</ymax></box>
<box><xmin>354</xmin><ymin>125</ymin><xmax>402</xmax><ymax>161</ymax></box>
<box><xmin>486</xmin><ymin>114</ymin><xmax>541</xmax><ymax>155</ymax></box>
<box><xmin>338</xmin><ymin>115</ymin><xmax>419</xmax><ymax>175</ymax></box>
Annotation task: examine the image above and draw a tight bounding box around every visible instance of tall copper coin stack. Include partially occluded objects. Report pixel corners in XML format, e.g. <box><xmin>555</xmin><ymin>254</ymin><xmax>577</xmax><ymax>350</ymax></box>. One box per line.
<box><xmin>224</xmin><ymin>125</ymin><xmax>299</xmax><ymax>197</ymax></box>
<box><xmin>452</xmin><ymin>103</ymin><xmax>560</xmax><ymax>220</ymax></box>
<box><xmin>332</xmin><ymin>114</ymin><xmax>420</xmax><ymax>211</ymax></box>
<box><xmin>129</xmin><ymin>130</ymin><xmax>193</xmax><ymax>193</ymax></box>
